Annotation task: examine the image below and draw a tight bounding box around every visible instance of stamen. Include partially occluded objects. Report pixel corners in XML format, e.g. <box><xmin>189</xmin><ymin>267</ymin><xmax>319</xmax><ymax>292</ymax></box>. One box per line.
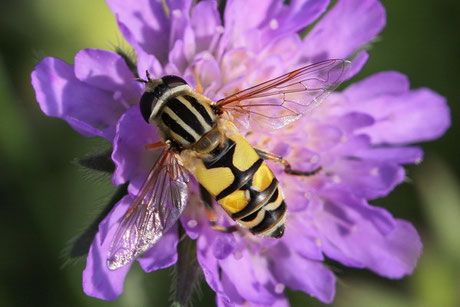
<box><xmin>191</xmin><ymin>66</ymin><xmax>204</xmax><ymax>94</ymax></box>
<box><xmin>209</xmin><ymin>25</ymin><xmax>225</xmax><ymax>54</ymax></box>
<box><xmin>161</xmin><ymin>0</ymin><xmax>170</xmax><ymax>18</ymax></box>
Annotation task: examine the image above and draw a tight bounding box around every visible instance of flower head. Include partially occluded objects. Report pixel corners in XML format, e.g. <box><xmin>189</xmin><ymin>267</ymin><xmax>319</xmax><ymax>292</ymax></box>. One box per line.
<box><xmin>31</xmin><ymin>0</ymin><xmax>450</xmax><ymax>305</ymax></box>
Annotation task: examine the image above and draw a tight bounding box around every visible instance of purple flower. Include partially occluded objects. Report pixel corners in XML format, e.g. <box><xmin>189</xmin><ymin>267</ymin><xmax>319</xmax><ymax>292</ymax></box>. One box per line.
<box><xmin>31</xmin><ymin>0</ymin><xmax>450</xmax><ymax>305</ymax></box>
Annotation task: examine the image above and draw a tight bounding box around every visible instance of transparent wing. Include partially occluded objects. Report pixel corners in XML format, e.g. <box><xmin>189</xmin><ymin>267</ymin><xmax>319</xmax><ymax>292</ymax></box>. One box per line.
<box><xmin>107</xmin><ymin>148</ymin><xmax>190</xmax><ymax>270</ymax></box>
<box><xmin>216</xmin><ymin>59</ymin><xmax>351</xmax><ymax>130</ymax></box>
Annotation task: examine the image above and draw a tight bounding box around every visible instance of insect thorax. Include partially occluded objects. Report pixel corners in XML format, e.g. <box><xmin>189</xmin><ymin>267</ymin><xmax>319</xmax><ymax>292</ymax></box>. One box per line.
<box><xmin>139</xmin><ymin>75</ymin><xmax>217</xmax><ymax>149</ymax></box>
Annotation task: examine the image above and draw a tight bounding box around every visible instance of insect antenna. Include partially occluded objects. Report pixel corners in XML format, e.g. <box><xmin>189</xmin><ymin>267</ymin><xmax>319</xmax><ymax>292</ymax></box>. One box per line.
<box><xmin>134</xmin><ymin>70</ymin><xmax>153</xmax><ymax>83</ymax></box>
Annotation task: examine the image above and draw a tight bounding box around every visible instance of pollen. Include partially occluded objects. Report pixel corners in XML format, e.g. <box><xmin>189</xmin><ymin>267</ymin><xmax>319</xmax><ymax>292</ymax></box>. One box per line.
<box><xmin>274</xmin><ymin>283</ymin><xmax>285</xmax><ymax>294</ymax></box>
<box><xmin>187</xmin><ymin>219</ymin><xmax>198</xmax><ymax>228</ymax></box>
<box><xmin>315</xmin><ymin>238</ymin><xmax>322</xmax><ymax>247</ymax></box>
<box><xmin>370</xmin><ymin>167</ymin><xmax>379</xmax><ymax>176</ymax></box>
<box><xmin>332</xmin><ymin>175</ymin><xmax>341</xmax><ymax>183</ymax></box>
<box><xmin>172</xmin><ymin>9</ymin><xmax>182</xmax><ymax>18</ymax></box>
<box><xmin>269</xmin><ymin>18</ymin><xmax>279</xmax><ymax>30</ymax></box>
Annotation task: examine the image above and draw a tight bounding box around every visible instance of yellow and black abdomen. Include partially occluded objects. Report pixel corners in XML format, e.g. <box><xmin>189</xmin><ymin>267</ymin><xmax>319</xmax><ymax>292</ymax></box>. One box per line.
<box><xmin>191</xmin><ymin>126</ymin><xmax>287</xmax><ymax>238</ymax></box>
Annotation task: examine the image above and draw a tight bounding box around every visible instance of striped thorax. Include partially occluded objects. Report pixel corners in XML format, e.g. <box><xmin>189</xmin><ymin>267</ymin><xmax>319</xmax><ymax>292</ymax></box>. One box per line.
<box><xmin>139</xmin><ymin>75</ymin><xmax>217</xmax><ymax>149</ymax></box>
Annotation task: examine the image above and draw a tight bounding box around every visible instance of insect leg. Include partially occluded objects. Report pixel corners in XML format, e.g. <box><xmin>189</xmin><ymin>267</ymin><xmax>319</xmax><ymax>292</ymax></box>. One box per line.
<box><xmin>145</xmin><ymin>141</ymin><xmax>166</xmax><ymax>150</ymax></box>
<box><xmin>145</xmin><ymin>139</ymin><xmax>182</xmax><ymax>152</ymax></box>
<box><xmin>199</xmin><ymin>185</ymin><xmax>238</xmax><ymax>233</ymax></box>
<box><xmin>254</xmin><ymin>148</ymin><xmax>322</xmax><ymax>176</ymax></box>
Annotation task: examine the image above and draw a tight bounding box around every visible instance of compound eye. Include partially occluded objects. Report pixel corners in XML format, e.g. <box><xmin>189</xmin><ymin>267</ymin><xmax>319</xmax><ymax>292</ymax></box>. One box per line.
<box><xmin>162</xmin><ymin>75</ymin><xmax>187</xmax><ymax>88</ymax></box>
<box><xmin>139</xmin><ymin>91</ymin><xmax>155</xmax><ymax>123</ymax></box>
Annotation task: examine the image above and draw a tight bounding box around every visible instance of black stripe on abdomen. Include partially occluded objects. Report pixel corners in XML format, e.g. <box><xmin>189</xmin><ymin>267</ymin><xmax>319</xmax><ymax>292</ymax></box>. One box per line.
<box><xmin>246</xmin><ymin>201</ymin><xmax>286</xmax><ymax>234</ymax></box>
<box><xmin>231</xmin><ymin>178</ymin><xmax>278</xmax><ymax>219</ymax></box>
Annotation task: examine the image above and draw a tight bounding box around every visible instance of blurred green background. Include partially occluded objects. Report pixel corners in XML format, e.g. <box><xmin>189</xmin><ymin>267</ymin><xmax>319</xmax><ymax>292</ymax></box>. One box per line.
<box><xmin>0</xmin><ymin>0</ymin><xmax>459</xmax><ymax>306</ymax></box>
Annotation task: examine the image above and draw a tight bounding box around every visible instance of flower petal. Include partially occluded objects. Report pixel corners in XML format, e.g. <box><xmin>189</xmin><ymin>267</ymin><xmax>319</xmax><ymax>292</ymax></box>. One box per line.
<box><xmin>261</xmin><ymin>34</ymin><xmax>303</xmax><ymax>68</ymax></box>
<box><xmin>355</xmin><ymin>89</ymin><xmax>450</xmax><ymax>144</ymax></box>
<box><xmin>219</xmin><ymin>250</ymin><xmax>282</xmax><ymax>305</ymax></box>
<box><xmin>185</xmin><ymin>51</ymin><xmax>222</xmax><ymax>99</ymax></box>
<box><xmin>74</xmin><ymin>48</ymin><xmax>142</xmax><ymax>104</ymax></box>
<box><xmin>346</xmin><ymin>50</ymin><xmax>369</xmax><ymax>79</ymax></box>
<box><xmin>31</xmin><ymin>57</ymin><xmax>124</xmax><ymax>139</ymax></box>
<box><xmin>213</xmin><ymin>232</ymin><xmax>236</xmax><ymax>260</ymax></box>
<box><xmin>112</xmin><ymin>106</ymin><xmax>159</xmax><ymax>185</ymax></box>
<box><xmin>329</xmin><ymin>158</ymin><xmax>405</xmax><ymax>199</ymax></box>
<box><xmin>197</xmin><ymin>231</ymin><xmax>231</xmax><ymax>302</ymax></box>
<box><xmin>107</xmin><ymin>0</ymin><xmax>192</xmax><ymax>63</ymax></box>
<box><xmin>116</xmin><ymin>20</ymin><xmax>163</xmax><ymax>78</ymax></box>
<box><xmin>180</xmin><ymin>191</ymin><xmax>206</xmax><ymax>239</ymax></box>
<box><xmin>303</xmin><ymin>0</ymin><xmax>386</xmax><ymax>61</ymax></box>
<box><xmin>314</xmin><ymin>192</ymin><xmax>422</xmax><ymax>277</ymax></box>
<box><xmin>334</xmin><ymin>112</ymin><xmax>375</xmax><ymax>133</ymax></box>
<box><xmin>191</xmin><ymin>0</ymin><xmax>222</xmax><ymax>52</ymax></box>
<box><xmin>217</xmin><ymin>293</ymin><xmax>289</xmax><ymax>307</ymax></box>
<box><xmin>262</xmin><ymin>0</ymin><xmax>330</xmax><ymax>44</ymax></box>
<box><xmin>282</xmin><ymin>215</ymin><xmax>324</xmax><ymax>261</ymax></box>
<box><xmin>137</xmin><ymin>226</ymin><xmax>178</xmax><ymax>272</ymax></box>
<box><xmin>82</xmin><ymin>195</ymin><xmax>133</xmax><ymax>300</ymax></box>
<box><xmin>356</xmin><ymin>146</ymin><xmax>424</xmax><ymax>164</ymax></box>
<box><xmin>223</xmin><ymin>0</ymin><xmax>274</xmax><ymax>49</ymax></box>
<box><xmin>322</xmin><ymin>188</ymin><xmax>396</xmax><ymax>235</ymax></box>
<box><xmin>168</xmin><ymin>39</ymin><xmax>188</xmax><ymax>74</ymax></box>
<box><xmin>344</xmin><ymin>71</ymin><xmax>410</xmax><ymax>101</ymax></box>
<box><xmin>269</xmin><ymin>243</ymin><xmax>335</xmax><ymax>303</ymax></box>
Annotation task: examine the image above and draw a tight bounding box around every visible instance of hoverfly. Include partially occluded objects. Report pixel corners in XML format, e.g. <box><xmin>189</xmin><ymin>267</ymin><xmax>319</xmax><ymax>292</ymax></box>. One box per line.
<box><xmin>107</xmin><ymin>59</ymin><xmax>351</xmax><ymax>270</ymax></box>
